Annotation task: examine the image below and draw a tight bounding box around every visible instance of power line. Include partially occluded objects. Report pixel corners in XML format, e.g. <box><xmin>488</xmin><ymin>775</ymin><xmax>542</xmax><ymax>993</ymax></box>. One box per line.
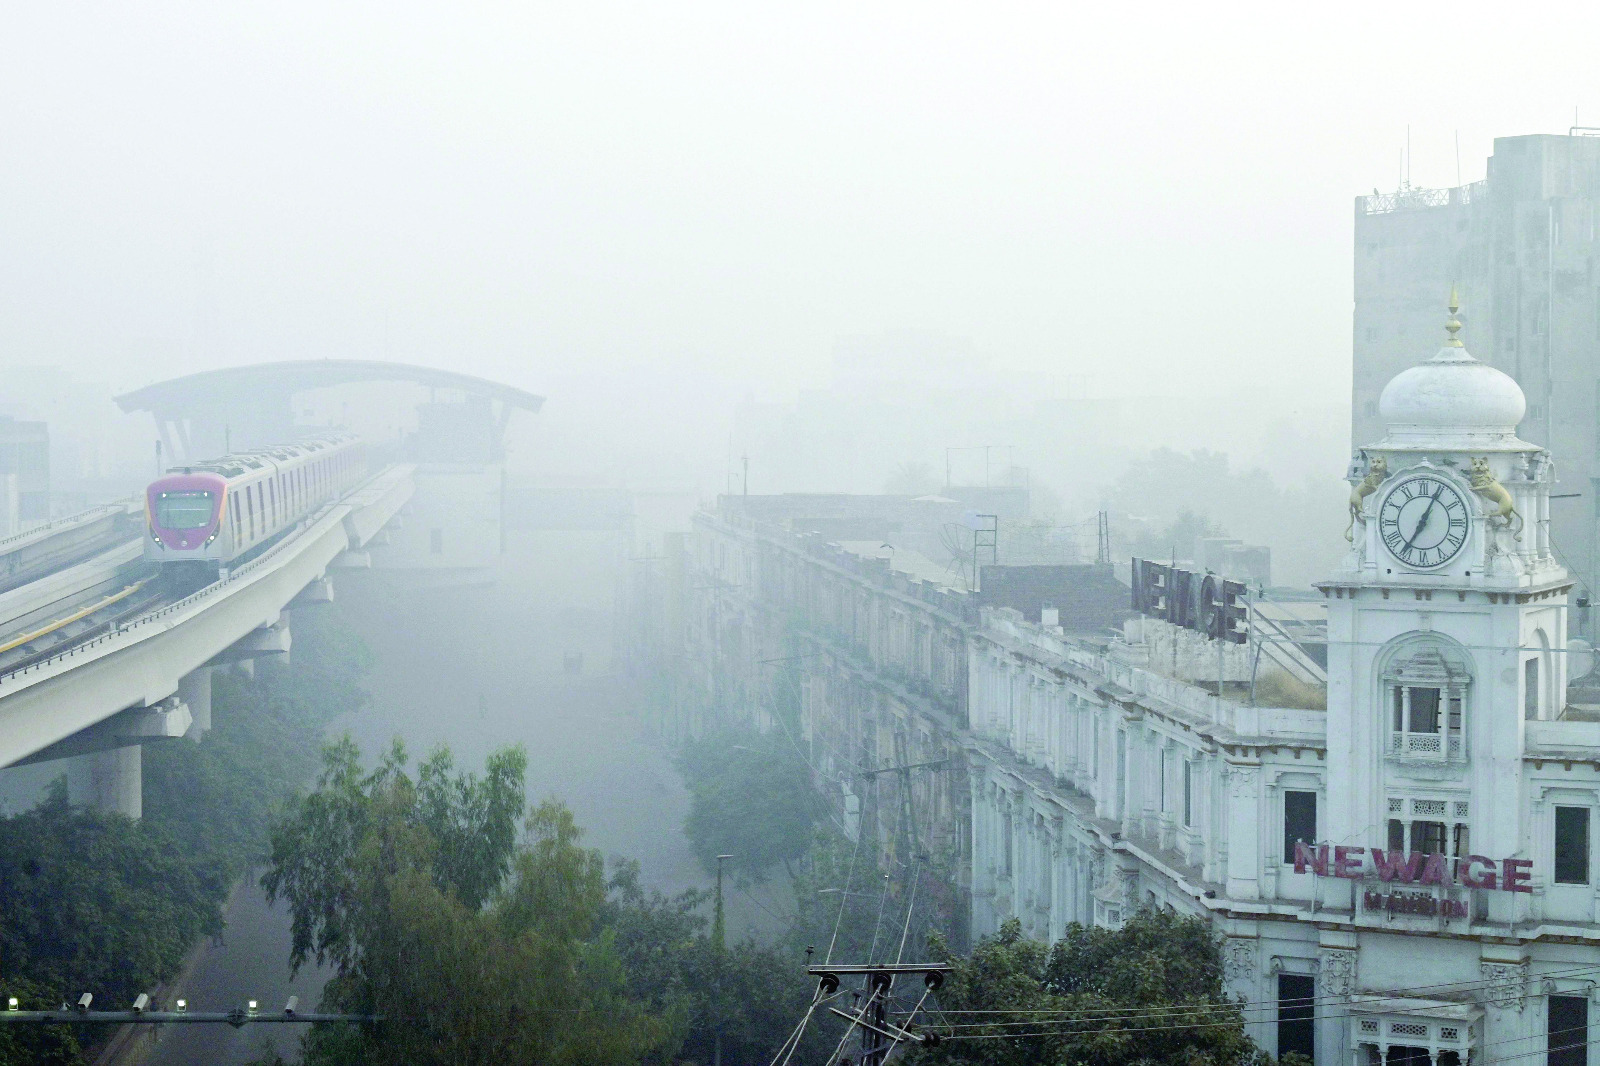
<box><xmin>913</xmin><ymin>960</ymin><xmax>1600</xmax><ymax>1025</ymax></box>
<box><xmin>924</xmin><ymin>970</ymin><xmax>1600</xmax><ymax>1062</ymax></box>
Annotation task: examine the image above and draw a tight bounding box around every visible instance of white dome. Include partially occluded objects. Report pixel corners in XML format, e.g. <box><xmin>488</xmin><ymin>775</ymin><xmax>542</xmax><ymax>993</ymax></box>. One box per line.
<box><xmin>1378</xmin><ymin>344</ymin><xmax>1526</xmax><ymax>446</ymax></box>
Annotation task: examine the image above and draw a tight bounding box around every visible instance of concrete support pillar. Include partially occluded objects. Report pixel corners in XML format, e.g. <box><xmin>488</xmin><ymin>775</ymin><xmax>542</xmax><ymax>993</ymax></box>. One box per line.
<box><xmin>87</xmin><ymin>746</ymin><xmax>141</xmax><ymax>819</ymax></box>
<box><xmin>180</xmin><ymin>667</ymin><xmax>213</xmax><ymax>740</ymax></box>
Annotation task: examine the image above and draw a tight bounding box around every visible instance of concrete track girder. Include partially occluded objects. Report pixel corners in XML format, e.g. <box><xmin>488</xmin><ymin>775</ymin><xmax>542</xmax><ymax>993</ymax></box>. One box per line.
<box><xmin>288</xmin><ymin>575</ymin><xmax>334</xmax><ymax>608</ymax></box>
<box><xmin>12</xmin><ymin>697</ymin><xmax>193</xmax><ymax>767</ymax></box>
<box><xmin>206</xmin><ymin>614</ymin><xmax>291</xmax><ymax>665</ymax></box>
<box><xmin>0</xmin><ymin>465</ymin><xmax>413</xmax><ymax>769</ymax></box>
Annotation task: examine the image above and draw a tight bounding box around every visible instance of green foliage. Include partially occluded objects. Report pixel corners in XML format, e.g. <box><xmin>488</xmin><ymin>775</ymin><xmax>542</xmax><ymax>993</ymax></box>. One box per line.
<box><xmin>1127</xmin><ymin>507</ymin><xmax>1226</xmax><ymax>565</ymax></box>
<box><xmin>261</xmin><ymin>735</ymin><xmax>528</xmax><ymax>976</ymax></box>
<box><xmin>142</xmin><ymin>607</ymin><xmax>374</xmax><ymax>872</ymax></box>
<box><xmin>676</xmin><ymin>726</ymin><xmax>820</xmax><ymax>884</ymax></box>
<box><xmin>787</xmin><ymin>828</ymin><xmax>900</xmax><ymax>963</ymax></box>
<box><xmin>884</xmin><ymin>461</ymin><xmax>941</xmax><ymax>496</ymax></box>
<box><xmin>911</xmin><ymin>911</ymin><xmax>1270</xmax><ymax>1066</ymax></box>
<box><xmin>1101</xmin><ymin>446</ymin><xmax>1346</xmax><ymax>587</ymax></box>
<box><xmin>265</xmin><ymin>740</ymin><xmax>676</xmax><ymax>1066</ymax></box>
<box><xmin>0</xmin><ymin>976</ymin><xmax>84</xmax><ymax>1066</ymax></box>
<box><xmin>0</xmin><ymin>783</ymin><xmax>223</xmax><ymax>1066</ymax></box>
<box><xmin>0</xmin><ymin>606</ymin><xmax>374</xmax><ymax>1066</ymax></box>
<box><xmin>603</xmin><ymin>861</ymin><xmax>834</xmax><ymax>1066</ymax></box>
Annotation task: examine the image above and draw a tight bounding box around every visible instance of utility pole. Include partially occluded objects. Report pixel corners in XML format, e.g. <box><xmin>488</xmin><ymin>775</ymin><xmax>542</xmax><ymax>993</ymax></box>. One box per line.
<box><xmin>713</xmin><ymin>853</ymin><xmax>733</xmax><ymax>952</ymax></box>
<box><xmin>713</xmin><ymin>852</ymin><xmax>732</xmax><ymax>1066</ymax></box>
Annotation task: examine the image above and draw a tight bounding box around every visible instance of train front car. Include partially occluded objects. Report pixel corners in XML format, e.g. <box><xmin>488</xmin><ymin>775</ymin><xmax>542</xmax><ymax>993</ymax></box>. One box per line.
<box><xmin>145</xmin><ymin>471</ymin><xmax>230</xmax><ymax>566</ymax></box>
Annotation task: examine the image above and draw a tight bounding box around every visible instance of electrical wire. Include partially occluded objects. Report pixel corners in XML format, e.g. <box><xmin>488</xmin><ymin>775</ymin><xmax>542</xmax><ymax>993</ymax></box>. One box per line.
<box><xmin>865</xmin><ymin>872</ymin><xmax>892</xmax><ymax>965</ymax></box>
<box><xmin>893</xmin><ymin>855</ymin><xmax>921</xmax><ymax>966</ymax></box>
<box><xmin>928</xmin><ymin>977</ymin><xmax>1600</xmax><ymax>1059</ymax></box>
<box><xmin>770</xmin><ymin>985</ymin><xmax>849</xmax><ymax>1066</ymax></box>
<box><xmin>824</xmin><ymin>806</ymin><xmax>867</xmax><ymax>965</ymax></box>
<box><xmin>904</xmin><ymin>961</ymin><xmax>1600</xmax><ymax>1025</ymax></box>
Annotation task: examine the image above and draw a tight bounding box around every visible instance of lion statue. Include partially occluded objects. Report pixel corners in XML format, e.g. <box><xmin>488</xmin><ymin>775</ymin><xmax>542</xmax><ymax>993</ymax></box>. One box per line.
<box><xmin>1345</xmin><ymin>455</ymin><xmax>1388</xmax><ymax>542</ymax></box>
<box><xmin>1470</xmin><ymin>457</ymin><xmax>1523</xmax><ymax>540</ymax></box>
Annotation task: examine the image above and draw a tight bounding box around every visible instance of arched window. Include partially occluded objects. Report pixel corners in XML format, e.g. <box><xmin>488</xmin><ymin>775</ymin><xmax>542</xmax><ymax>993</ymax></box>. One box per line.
<box><xmin>1383</xmin><ymin>641</ymin><xmax>1472</xmax><ymax>762</ymax></box>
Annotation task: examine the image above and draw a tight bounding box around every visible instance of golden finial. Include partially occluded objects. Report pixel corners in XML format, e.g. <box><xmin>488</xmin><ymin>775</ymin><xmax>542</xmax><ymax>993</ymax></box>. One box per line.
<box><xmin>1445</xmin><ymin>284</ymin><xmax>1463</xmax><ymax>346</ymax></box>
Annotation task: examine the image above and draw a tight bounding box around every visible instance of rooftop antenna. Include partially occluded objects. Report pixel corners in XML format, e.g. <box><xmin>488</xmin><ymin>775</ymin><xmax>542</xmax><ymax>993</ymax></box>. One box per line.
<box><xmin>1405</xmin><ymin>124</ymin><xmax>1411</xmax><ymax>189</ymax></box>
<box><xmin>1455</xmin><ymin>129</ymin><xmax>1462</xmax><ymax>187</ymax></box>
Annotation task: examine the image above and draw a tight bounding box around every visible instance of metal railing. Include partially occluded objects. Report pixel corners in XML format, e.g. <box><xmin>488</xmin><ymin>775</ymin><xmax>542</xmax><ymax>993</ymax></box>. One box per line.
<box><xmin>1389</xmin><ymin>731</ymin><xmax>1465</xmax><ymax>760</ymax></box>
<box><xmin>1360</xmin><ymin>180</ymin><xmax>1487</xmax><ymax>215</ymax></box>
<box><xmin>0</xmin><ymin>500</ymin><xmax>135</xmax><ymax>555</ymax></box>
<box><xmin>0</xmin><ymin>467</ymin><xmax>404</xmax><ymax>690</ymax></box>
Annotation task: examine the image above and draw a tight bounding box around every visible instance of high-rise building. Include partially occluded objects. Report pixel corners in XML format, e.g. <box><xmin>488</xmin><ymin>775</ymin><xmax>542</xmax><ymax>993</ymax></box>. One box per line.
<box><xmin>1354</xmin><ymin>133</ymin><xmax>1600</xmax><ymax>606</ymax></box>
<box><xmin>0</xmin><ymin>416</ymin><xmax>49</xmax><ymax>534</ymax></box>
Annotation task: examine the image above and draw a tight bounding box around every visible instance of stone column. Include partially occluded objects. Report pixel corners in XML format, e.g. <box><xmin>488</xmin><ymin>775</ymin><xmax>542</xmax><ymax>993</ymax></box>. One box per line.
<box><xmin>180</xmin><ymin>667</ymin><xmax>213</xmax><ymax>740</ymax></box>
<box><xmin>87</xmin><ymin>746</ymin><xmax>141</xmax><ymax>819</ymax></box>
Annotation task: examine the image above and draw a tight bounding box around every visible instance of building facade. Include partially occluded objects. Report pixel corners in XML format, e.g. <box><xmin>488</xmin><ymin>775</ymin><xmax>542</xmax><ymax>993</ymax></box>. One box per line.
<box><xmin>970</xmin><ymin>303</ymin><xmax>1600</xmax><ymax>1065</ymax></box>
<box><xmin>682</xmin><ymin>505</ymin><xmax>977</xmax><ymax>942</ymax></box>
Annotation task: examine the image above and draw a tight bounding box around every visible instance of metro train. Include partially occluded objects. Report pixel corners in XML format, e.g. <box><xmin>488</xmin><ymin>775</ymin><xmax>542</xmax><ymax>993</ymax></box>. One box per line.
<box><xmin>145</xmin><ymin>435</ymin><xmax>366</xmax><ymax>566</ymax></box>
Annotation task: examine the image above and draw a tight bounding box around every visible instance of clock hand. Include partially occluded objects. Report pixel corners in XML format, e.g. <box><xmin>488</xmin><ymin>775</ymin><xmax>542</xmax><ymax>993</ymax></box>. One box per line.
<box><xmin>1403</xmin><ymin>486</ymin><xmax>1442</xmax><ymax>550</ymax></box>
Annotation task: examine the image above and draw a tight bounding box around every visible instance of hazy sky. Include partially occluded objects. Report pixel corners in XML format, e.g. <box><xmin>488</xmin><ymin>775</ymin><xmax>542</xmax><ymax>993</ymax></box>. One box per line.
<box><xmin>3</xmin><ymin>2</ymin><xmax>1598</xmax><ymax>484</ymax></box>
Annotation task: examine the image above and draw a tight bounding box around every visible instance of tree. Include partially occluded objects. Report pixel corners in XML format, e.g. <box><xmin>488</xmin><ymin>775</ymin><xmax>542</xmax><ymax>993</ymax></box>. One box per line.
<box><xmin>0</xmin><ymin>781</ymin><xmax>224</xmax><ymax>1015</ymax></box>
<box><xmin>602</xmin><ymin>860</ymin><xmax>836</xmax><ymax>1066</ymax></box>
<box><xmin>911</xmin><ymin>911</ymin><xmax>1271</xmax><ymax>1066</ymax></box>
<box><xmin>263</xmin><ymin>738</ymin><xmax>675</xmax><ymax>1066</ymax></box>
<box><xmin>676</xmin><ymin>727</ymin><xmax>820</xmax><ymax>884</ymax></box>
<box><xmin>1127</xmin><ymin>508</ymin><xmax>1226</xmax><ymax>564</ymax></box>
<box><xmin>1101</xmin><ymin>447</ymin><xmax>1345</xmax><ymax>586</ymax></box>
<box><xmin>884</xmin><ymin>462</ymin><xmax>941</xmax><ymax>497</ymax></box>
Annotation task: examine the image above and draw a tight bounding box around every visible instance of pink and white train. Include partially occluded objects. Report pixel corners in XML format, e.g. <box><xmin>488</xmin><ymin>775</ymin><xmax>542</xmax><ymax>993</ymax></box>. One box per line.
<box><xmin>144</xmin><ymin>435</ymin><xmax>366</xmax><ymax>566</ymax></box>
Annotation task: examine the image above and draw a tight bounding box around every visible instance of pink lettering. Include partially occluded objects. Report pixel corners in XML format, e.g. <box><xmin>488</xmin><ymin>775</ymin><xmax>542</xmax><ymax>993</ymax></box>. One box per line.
<box><xmin>1418</xmin><ymin>853</ymin><xmax>1450</xmax><ymax>886</ymax></box>
<box><xmin>1503</xmin><ymin>858</ymin><xmax>1533</xmax><ymax>894</ymax></box>
<box><xmin>1334</xmin><ymin>846</ymin><xmax>1366</xmax><ymax>879</ymax></box>
<box><xmin>1370</xmin><ymin>849</ymin><xmax>1424</xmax><ymax>882</ymax></box>
<box><xmin>1461</xmin><ymin>855</ymin><xmax>1498</xmax><ymax>890</ymax></box>
<box><xmin>1293</xmin><ymin>842</ymin><xmax>1328</xmax><ymax>875</ymax></box>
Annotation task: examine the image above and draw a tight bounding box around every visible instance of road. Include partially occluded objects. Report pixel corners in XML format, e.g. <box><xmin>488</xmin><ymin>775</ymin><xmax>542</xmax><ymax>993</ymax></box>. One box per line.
<box><xmin>144</xmin><ymin>528</ymin><xmax>709</xmax><ymax>1065</ymax></box>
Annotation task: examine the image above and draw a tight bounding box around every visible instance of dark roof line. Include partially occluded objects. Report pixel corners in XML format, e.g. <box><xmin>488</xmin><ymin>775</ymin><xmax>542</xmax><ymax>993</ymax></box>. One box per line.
<box><xmin>115</xmin><ymin>359</ymin><xmax>545</xmax><ymax>414</ymax></box>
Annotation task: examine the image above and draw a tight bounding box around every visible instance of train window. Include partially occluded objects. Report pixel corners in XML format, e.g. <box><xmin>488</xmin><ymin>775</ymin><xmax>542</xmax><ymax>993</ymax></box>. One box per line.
<box><xmin>155</xmin><ymin>491</ymin><xmax>213</xmax><ymax>530</ymax></box>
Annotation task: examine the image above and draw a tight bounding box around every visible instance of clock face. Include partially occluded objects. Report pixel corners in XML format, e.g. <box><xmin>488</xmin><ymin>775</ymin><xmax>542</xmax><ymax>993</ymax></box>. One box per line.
<box><xmin>1378</xmin><ymin>475</ymin><xmax>1470</xmax><ymax>569</ymax></box>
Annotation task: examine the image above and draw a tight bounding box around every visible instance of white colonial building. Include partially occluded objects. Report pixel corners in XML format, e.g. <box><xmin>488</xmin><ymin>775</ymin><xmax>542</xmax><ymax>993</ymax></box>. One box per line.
<box><xmin>968</xmin><ymin>301</ymin><xmax>1600</xmax><ymax>1066</ymax></box>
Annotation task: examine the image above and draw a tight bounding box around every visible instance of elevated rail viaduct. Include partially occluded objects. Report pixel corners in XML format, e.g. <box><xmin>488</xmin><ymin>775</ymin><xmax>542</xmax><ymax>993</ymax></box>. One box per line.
<box><xmin>0</xmin><ymin>359</ymin><xmax>543</xmax><ymax>817</ymax></box>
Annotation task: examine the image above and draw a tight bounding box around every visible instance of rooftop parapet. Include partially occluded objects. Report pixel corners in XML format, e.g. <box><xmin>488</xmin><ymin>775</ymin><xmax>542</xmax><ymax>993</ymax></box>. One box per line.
<box><xmin>1358</xmin><ymin>180</ymin><xmax>1487</xmax><ymax>216</ymax></box>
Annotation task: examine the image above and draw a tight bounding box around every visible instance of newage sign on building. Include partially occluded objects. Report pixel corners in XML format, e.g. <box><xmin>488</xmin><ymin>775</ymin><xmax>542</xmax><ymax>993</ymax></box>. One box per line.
<box><xmin>965</xmin><ymin>298</ymin><xmax>1600</xmax><ymax>1066</ymax></box>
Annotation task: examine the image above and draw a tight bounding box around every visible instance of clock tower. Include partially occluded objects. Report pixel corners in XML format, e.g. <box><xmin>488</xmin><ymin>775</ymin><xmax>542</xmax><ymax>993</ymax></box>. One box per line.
<box><xmin>1322</xmin><ymin>291</ymin><xmax>1568</xmax><ymax>924</ymax></box>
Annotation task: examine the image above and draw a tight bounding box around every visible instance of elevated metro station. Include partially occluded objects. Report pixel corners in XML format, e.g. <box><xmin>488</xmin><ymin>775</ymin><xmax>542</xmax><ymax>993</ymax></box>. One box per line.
<box><xmin>0</xmin><ymin>360</ymin><xmax>542</xmax><ymax>817</ymax></box>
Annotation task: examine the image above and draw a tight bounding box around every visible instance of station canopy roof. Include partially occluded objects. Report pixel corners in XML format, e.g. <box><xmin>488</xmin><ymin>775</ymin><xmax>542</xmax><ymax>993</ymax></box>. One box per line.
<box><xmin>116</xmin><ymin>359</ymin><xmax>544</xmax><ymax>417</ymax></box>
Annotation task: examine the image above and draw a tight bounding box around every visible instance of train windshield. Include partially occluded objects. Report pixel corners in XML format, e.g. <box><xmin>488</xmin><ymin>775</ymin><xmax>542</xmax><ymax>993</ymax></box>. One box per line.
<box><xmin>154</xmin><ymin>491</ymin><xmax>214</xmax><ymax>530</ymax></box>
